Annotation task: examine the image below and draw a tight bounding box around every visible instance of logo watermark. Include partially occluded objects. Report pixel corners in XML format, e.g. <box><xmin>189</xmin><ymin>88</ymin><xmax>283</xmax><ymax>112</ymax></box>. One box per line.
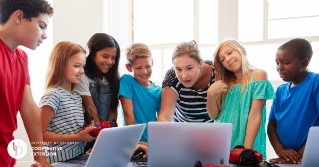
<box><xmin>7</xmin><ymin>139</ymin><xmax>27</xmax><ymax>159</ymax></box>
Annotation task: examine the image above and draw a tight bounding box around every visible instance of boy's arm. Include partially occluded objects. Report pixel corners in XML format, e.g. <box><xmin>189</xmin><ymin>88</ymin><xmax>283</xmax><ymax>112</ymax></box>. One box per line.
<box><xmin>107</xmin><ymin>108</ymin><xmax>117</xmax><ymax>122</ymax></box>
<box><xmin>120</xmin><ymin>96</ymin><xmax>135</xmax><ymax>125</ymax></box>
<box><xmin>40</xmin><ymin>106</ymin><xmax>96</xmax><ymax>142</ymax></box>
<box><xmin>268</xmin><ymin>120</ymin><xmax>301</xmax><ymax>164</ymax></box>
<box><xmin>19</xmin><ymin>85</ymin><xmax>52</xmax><ymax>167</ymax></box>
<box><xmin>297</xmin><ymin>144</ymin><xmax>306</xmax><ymax>158</ymax></box>
<box><xmin>244</xmin><ymin>99</ymin><xmax>265</xmax><ymax>149</ymax></box>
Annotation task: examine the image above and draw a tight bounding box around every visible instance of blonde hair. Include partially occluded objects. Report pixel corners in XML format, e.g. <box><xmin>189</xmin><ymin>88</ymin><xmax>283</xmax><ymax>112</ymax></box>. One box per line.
<box><xmin>45</xmin><ymin>41</ymin><xmax>86</xmax><ymax>91</ymax></box>
<box><xmin>213</xmin><ymin>39</ymin><xmax>252</xmax><ymax>111</ymax></box>
<box><xmin>126</xmin><ymin>43</ymin><xmax>152</xmax><ymax>66</ymax></box>
<box><xmin>172</xmin><ymin>40</ymin><xmax>201</xmax><ymax>63</ymax></box>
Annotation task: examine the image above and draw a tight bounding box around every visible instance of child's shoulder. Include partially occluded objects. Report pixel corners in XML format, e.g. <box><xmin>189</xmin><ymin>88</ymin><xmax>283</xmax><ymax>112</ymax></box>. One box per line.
<box><xmin>252</xmin><ymin>69</ymin><xmax>268</xmax><ymax>81</ymax></box>
<box><xmin>120</xmin><ymin>74</ymin><xmax>134</xmax><ymax>82</ymax></box>
<box><xmin>43</xmin><ymin>87</ymin><xmax>62</xmax><ymax>97</ymax></box>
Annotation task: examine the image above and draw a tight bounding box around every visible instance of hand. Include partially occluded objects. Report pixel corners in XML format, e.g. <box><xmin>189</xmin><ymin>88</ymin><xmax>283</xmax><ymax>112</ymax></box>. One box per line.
<box><xmin>30</xmin><ymin>157</ymin><xmax>53</xmax><ymax>167</ymax></box>
<box><xmin>78</xmin><ymin>126</ymin><xmax>97</xmax><ymax>142</ymax></box>
<box><xmin>138</xmin><ymin>142</ymin><xmax>148</xmax><ymax>147</ymax></box>
<box><xmin>135</xmin><ymin>144</ymin><xmax>148</xmax><ymax>158</ymax></box>
<box><xmin>207</xmin><ymin>80</ymin><xmax>227</xmax><ymax>97</ymax></box>
<box><xmin>269</xmin><ymin>157</ymin><xmax>287</xmax><ymax>164</ymax></box>
<box><xmin>86</xmin><ymin>148</ymin><xmax>93</xmax><ymax>154</ymax></box>
<box><xmin>278</xmin><ymin>149</ymin><xmax>302</xmax><ymax>164</ymax></box>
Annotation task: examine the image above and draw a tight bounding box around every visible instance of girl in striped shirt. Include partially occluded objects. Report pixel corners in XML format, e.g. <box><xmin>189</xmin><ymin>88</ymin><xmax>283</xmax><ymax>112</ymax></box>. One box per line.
<box><xmin>39</xmin><ymin>41</ymin><xmax>96</xmax><ymax>164</ymax></box>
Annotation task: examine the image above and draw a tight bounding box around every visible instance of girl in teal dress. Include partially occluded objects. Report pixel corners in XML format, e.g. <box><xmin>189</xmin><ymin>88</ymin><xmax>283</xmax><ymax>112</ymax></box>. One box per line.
<box><xmin>207</xmin><ymin>39</ymin><xmax>275</xmax><ymax>159</ymax></box>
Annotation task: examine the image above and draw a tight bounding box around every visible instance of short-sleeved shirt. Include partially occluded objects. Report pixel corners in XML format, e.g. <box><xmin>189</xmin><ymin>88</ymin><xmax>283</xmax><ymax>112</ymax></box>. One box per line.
<box><xmin>74</xmin><ymin>73</ymin><xmax>109</xmax><ymax>96</ymax></box>
<box><xmin>162</xmin><ymin>60</ymin><xmax>215</xmax><ymax>122</ymax></box>
<box><xmin>269</xmin><ymin>71</ymin><xmax>319</xmax><ymax>151</ymax></box>
<box><xmin>215</xmin><ymin>70</ymin><xmax>275</xmax><ymax>159</ymax></box>
<box><xmin>119</xmin><ymin>74</ymin><xmax>162</xmax><ymax>142</ymax></box>
<box><xmin>0</xmin><ymin>38</ymin><xmax>30</xmax><ymax>167</ymax></box>
<box><xmin>39</xmin><ymin>86</ymin><xmax>85</xmax><ymax>164</ymax></box>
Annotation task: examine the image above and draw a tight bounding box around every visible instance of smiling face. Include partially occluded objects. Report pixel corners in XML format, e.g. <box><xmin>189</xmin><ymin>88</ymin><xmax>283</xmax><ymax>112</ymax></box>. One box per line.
<box><xmin>218</xmin><ymin>45</ymin><xmax>242</xmax><ymax>74</ymax></box>
<box><xmin>275</xmin><ymin>49</ymin><xmax>305</xmax><ymax>82</ymax></box>
<box><xmin>173</xmin><ymin>54</ymin><xmax>202</xmax><ymax>87</ymax></box>
<box><xmin>128</xmin><ymin>57</ymin><xmax>153</xmax><ymax>87</ymax></box>
<box><xmin>94</xmin><ymin>47</ymin><xmax>117</xmax><ymax>75</ymax></box>
<box><xmin>64</xmin><ymin>52</ymin><xmax>86</xmax><ymax>84</ymax></box>
<box><xmin>17</xmin><ymin>13</ymin><xmax>49</xmax><ymax>50</ymax></box>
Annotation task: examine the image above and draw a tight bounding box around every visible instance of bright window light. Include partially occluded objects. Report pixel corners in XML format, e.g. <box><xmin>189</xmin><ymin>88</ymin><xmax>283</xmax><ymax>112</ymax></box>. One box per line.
<box><xmin>163</xmin><ymin>49</ymin><xmax>174</xmax><ymax>76</ymax></box>
<box><xmin>268</xmin><ymin>0</ymin><xmax>319</xmax><ymax>20</ymax></box>
<box><xmin>110</xmin><ymin>0</ymin><xmax>130</xmax><ymax>48</ymax></box>
<box><xmin>198</xmin><ymin>0</ymin><xmax>218</xmax><ymax>44</ymax></box>
<box><xmin>134</xmin><ymin>0</ymin><xmax>194</xmax><ymax>45</ymax></box>
<box><xmin>149</xmin><ymin>50</ymin><xmax>162</xmax><ymax>82</ymax></box>
<box><xmin>243</xmin><ymin>44</ymin><xmax>281</xmax><ymax>80</ymax></box>
<box><xmin>309</xmin><ymin>42</ymin><xmax>319</xmax><ymax>73</ymax></box>
<box><xmin>238</xmin><ymin>0</ymin><xmax>263</xmax><ymax>42</ymax></box>
<box><xmin>268</xmin><ymin>0</ymin><xmax>319</xmax><ymax>39</ymax></box>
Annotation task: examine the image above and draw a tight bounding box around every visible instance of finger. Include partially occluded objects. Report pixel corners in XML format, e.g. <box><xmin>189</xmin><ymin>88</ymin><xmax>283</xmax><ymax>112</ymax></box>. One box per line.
<box><xmin>285</xmin><ymin>151</ymin><xmax>298</xmax><ymax>163</ymax></box>
<box><xmin>278</xmin><ymin>159</ymin><xmax>287</xmax><ymax>164</ymax></box>
<box><xmin>289</xmin><ymin>152</ymin><xmax>300</xmax><ymax>164</ymax></box>
<box><xmin>281</xmin><ymin>154</ymin><xmax>289</xmax><ymax>161</ymax></box>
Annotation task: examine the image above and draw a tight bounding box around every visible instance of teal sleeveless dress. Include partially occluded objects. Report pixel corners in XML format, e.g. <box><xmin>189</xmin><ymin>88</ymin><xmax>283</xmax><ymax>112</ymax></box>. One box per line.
<box><xmin>214</xmin><ymin>70</ymin><xmax>275</xmax><ymax>159</ymax></box>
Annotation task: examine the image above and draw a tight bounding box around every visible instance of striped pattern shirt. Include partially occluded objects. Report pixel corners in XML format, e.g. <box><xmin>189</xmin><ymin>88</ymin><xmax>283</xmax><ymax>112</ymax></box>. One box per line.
<box><xmin>39</xmin><ymin>86</ymin><xmax>85</xmax><ymax>164</ymax></box>
<box><xmin>162</xmin><ymin>60</ymin><xmax>215</xmax><ymax>122</ymax></box>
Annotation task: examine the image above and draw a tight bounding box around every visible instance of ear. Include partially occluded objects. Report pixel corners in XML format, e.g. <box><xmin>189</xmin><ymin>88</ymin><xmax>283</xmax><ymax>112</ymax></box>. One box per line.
<box><xmin>13</xmin><ymin>10</ymin><xmax>24</xmax><ymax>24</ymax></box>
<box><xmin>301</xmin><ymin>58</ymin><xmax>309</xmax><ymax>68</ymax></box>
<box><xmin>125</xmin><ymin>64</ymin><xmax>132</xmax><ymax>72</ymax></box>
<box><xmin>199</xmin><ymin>59</ymin><xmax>203</xmax><ymax>71</ymax></box>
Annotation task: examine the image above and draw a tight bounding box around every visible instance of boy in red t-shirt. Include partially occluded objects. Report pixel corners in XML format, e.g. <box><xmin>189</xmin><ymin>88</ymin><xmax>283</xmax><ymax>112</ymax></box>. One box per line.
<box><xmin>0</xmin><ymin>0</ymin><xmax>53</xmax><ymax>166</ymax></box>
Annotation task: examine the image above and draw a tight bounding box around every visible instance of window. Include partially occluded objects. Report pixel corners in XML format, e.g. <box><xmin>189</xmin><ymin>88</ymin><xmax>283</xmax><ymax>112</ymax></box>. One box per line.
<box><xmin>268</xmin><ymin>0</ymin><xmax>319</xmax><ymax>39</ymax></box>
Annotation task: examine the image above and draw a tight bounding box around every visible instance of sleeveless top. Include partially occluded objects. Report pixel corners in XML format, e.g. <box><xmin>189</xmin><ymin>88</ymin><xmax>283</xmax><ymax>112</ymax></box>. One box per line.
<box><xmin>215</xmin><ymin>69</ymin><xmax>275</xmax><ymax>159</ymax></box>
<box><xmin>162</xmin><ymin>60</ymin><xmax>215</xmax><ymax>122</ymax></box>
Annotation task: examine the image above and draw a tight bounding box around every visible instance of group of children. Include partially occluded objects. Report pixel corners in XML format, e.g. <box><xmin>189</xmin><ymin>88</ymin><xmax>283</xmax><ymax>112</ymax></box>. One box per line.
<box><xmin>0</xmin><ymin>0</ymin><xmax>318</xmax><ymax>166</ymax></box>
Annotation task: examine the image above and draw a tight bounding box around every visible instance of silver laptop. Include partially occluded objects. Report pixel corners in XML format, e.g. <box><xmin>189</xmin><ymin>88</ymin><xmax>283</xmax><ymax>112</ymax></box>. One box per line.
<box><xmin>301</xmin><ymin>126</ymin><xmax>319</xmax><ymax>167</ymax></box>
<box><xmin>148</xmin><ymin>122</ymin><xmax>232</xmax><ymax>167</ymax></box>
<box><xmin>85</xmin><ymin>124</ymin><xmax>146</xmax><ymax>167</ymax></box>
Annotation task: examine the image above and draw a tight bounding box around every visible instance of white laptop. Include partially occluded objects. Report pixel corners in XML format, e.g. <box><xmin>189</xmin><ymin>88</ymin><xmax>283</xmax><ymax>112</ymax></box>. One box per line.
<box><xmin>148</xmin><ymin>122</ymin><xmax>232</xmax><ymax>167</ymax></box>
<box><xmin>301</xmin><ymin>126</ymin><xmax>319</xmax><ymax>167</ymax></box>
<box><xmin>85</xmin><ymin>124</ymin><xmax>146</xmax><ymax>167</ymax></box>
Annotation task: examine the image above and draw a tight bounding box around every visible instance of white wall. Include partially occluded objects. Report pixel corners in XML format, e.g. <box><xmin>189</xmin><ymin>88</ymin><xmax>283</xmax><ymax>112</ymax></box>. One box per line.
<box><xmin>52</xmin><ymin>0</ymin><xmax>108</xmax><ymax>47</ymax></box>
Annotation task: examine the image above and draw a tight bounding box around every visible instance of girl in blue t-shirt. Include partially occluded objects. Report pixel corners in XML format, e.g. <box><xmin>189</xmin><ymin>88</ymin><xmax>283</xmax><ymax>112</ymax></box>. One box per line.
<box><xmin>39</xmin><ymin>41</ymin><xmax>96</xmax><ymax>164</ymax></box>
<box><xmin>119</xmin><ymin>43</ymin><xmax>162</xmax><ymax>143</ymax></box>
<box><xmin>207</xmin><ymin>39</ymin><xmax>275</xmax><ymax>158</ymax></box>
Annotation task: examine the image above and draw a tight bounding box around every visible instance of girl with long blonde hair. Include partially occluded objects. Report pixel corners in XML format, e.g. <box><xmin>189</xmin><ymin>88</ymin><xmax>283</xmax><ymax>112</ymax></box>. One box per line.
<box><xmin>207</xmin><ymin>39</ymin><xmax>275</xmax><ymax>158</ymax></box>
<box><xmin>39</xmin><ymin>41</ymin><xmax>95</xmax><ymax>164</ymax></box>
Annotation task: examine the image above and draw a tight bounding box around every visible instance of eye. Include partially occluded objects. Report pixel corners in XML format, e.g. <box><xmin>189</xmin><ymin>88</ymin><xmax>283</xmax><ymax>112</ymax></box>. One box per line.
<box><xmin>228</xmin><ymin>51</ymin><xmax>232</xmax><ymax>55</ymax></box>
<box><xmin>220</xmin><ymin>59</ymin><xmax>224</xmax><ymax>62</ymax></box>
<box><xmin>112</xmin><ymin>56</ymin><xmax>116</xmax><ymax>60</ymax></box>
<box><xmin>39</xmin><ymin>25</ymin><xmax>44</xmax><ymax>29</ymax></box>
<box><xmin>175</xmin><ymin>69</ymin><xmax>181</xmax><ymax>72</ymax></box>
<box><xmin>74</xmin><ymin>65</ymin><xmax>80</xmax><ymax>68</ymax></box>
<box><xmin>187</xmin><ymin>67</ymin><xmax>192</xmax><ymax>70</ymax></box>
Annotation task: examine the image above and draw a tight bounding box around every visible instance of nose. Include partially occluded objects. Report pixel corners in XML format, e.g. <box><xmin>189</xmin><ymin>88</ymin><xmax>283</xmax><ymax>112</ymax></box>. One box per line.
<box><xmin>80</xmin><ymin>66</ymin><xmax>84</xmax><ymax>74</ymax></box>
<box><xmin>226</xmin><ymin>56</ymin><xmax>231</xmax><ymax>63</ymax></box>
<box><xmin>42</xmin><ymin>31</ymin><xmax>47</xmax><ymax>40</ymax></box>
<box><xmin>277</xmin><ymin>63</ymin><xmax>283</xmax><ymax>72</ymax></box>
<box><xmin>142</xmin><ymin>68</ymin><xmax>147</xmax><ymax>74</ymax></box>
<box><xmin>106</xmin><ymin>57</ymin><xmax>113</xmax><ymax>64</ymax></box>
<box><xmin>182</xmin><ymin>70</ymin><xmax>188</xmax><ymax>79</ymax></box>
